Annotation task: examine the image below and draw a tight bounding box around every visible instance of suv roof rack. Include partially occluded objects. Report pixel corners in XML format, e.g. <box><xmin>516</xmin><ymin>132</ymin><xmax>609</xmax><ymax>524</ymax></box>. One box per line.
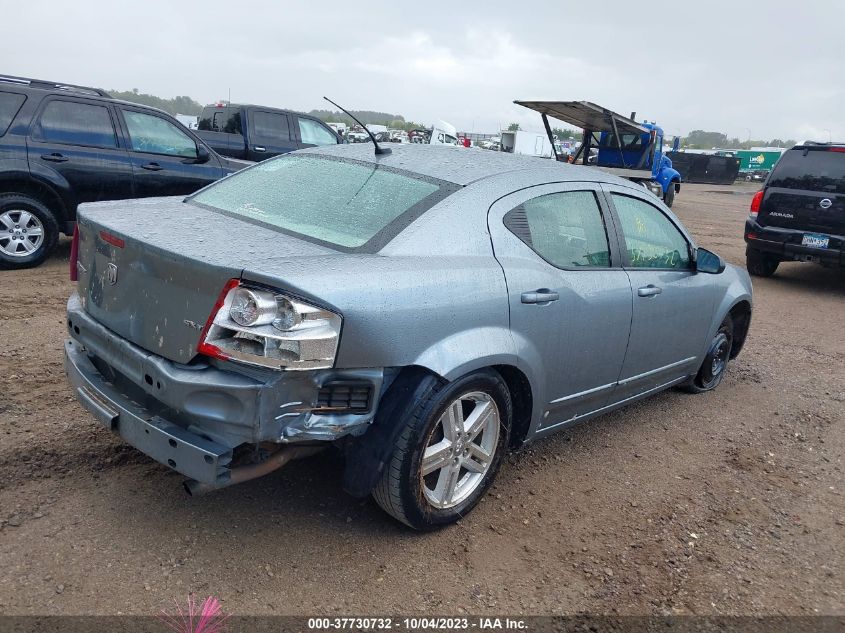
<box><xmin>0</xmin><ymin>74</ymin><xmax>111</xmax><ymax>98</ymax></box>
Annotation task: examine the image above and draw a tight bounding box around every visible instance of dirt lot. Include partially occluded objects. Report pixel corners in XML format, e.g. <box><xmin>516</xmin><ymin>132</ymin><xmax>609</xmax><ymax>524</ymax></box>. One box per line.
<box><xmin>0</xmin><ymin>183</ymin><xmax>843</xmax><ymax>616</ymax></box>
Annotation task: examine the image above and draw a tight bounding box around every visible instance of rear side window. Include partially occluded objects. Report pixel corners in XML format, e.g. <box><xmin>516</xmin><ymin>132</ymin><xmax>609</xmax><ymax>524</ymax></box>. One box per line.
<box><xmin>198</xmin><ymin>107</ymin><xmax>241</xmax><ymax>133</ymax></box>
<box><xmin>504</xmin><ymin>191</ymin><xmax>611</xmax><ymax>268</ymax></box>
<box><xmin>253</xmin><ymin>111</ymin><xmax>290</xmax><ymax>142</ymax></box>
<box><xmin>0</xmin><ymin>91</ymin><xmax>26</xmax><ymax>136</ymax></box>
<box><xmin>298</xmin><ymin>117</ymin><xmax>337</xmax><ymax>146</ymax></box>
<box><xmin>189</xmin><ymin>155</ymin><xmax>449</xmax><ymax>250</ymax></box>
<box><xmin>768</xmin><ymin>148</ymin><xmax>845</xmax><ymax>194</ymax></box>
<box><xmin>35</xmin><ymin>100</ymin><xmax>116</xmax><ymax>148</ymax></box>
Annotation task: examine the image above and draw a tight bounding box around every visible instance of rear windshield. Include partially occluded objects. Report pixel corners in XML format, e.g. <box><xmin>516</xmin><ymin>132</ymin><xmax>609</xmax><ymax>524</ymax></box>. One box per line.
<box><xmin>768</xmin><ymin>148</ymin><xmax>845</xmax><ymax>194</ymax></box>
<box><xmin>0</xmin><ymin>91</ymin><xmax>26</xmax><ymax>136</ymax></box>
<box><xmin>189</xmin><ymin>154</ymin><xmax>453</xmax><ymax>250</ymax></box>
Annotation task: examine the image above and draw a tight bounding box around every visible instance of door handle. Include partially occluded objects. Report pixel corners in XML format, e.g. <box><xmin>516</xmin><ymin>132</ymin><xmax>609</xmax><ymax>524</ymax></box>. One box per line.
<box><xmin>141</xmin><ymin>162</ymin><xmax>163</xmax><ymax>171</ymax></box>
<box><xmin>253</xmin><ymin>146</ymin><xmax>266</xmax><ymax>152</ymax></box>
<box><xmin>521</xmin><ymin>289</ymin><xmax>560</xmax><ymax>304</ymax></box>
<box><xmin>637</xmin><ymin>285</ymin><xmax>663</xmax><ymax>297</ymax></box>
<box><xmin>41</xmin><ymin>153</ymin><xmax>68</xmax><ymax>163</ymax></box>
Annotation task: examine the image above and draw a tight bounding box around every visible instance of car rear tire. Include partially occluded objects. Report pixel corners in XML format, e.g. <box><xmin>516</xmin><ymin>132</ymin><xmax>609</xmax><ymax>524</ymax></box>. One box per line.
<box><xmin>0</xmin><ymin>194</ymin><xmax>60</xmax><ymax>270</ymax></box>
<box><xmin>683</xmin><ymin>315</ymin><xmax>733</xmax><ymax>393</ymax></box>
<box><xmin>746</xmin><ymin>246</ymin><xmax>779</xmax><ymax>277</ymax></box>
<box><xmin>372</xmin><ymin>369</ymin><xmax>511</xmax><ymax>530</ymax></box>
<box><xmin>663</xmin><ymin>183</ymin><xmax>675</xmax><ymax>208</ymax></box>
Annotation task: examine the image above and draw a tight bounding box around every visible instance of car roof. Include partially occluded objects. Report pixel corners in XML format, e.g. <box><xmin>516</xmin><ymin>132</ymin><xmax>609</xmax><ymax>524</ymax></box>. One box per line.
<box><xmin>301</xmin><ymin>142</ymin><xmax>631</xmax><ymax>187</ymax></box>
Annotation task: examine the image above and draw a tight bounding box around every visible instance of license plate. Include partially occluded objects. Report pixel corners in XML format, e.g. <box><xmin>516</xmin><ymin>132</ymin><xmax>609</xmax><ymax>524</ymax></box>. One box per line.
<box><xmin>801</xmin><ymin>233</ymin><xmax>829</xmax><ymax>248</ymax></box>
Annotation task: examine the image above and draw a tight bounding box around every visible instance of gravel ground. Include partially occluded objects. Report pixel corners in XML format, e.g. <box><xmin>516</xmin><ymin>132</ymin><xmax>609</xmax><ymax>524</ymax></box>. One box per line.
<box><xmin>0</xmin><ymin>183</ymin><xmax>843</xmax><ymax>616</ymax></box>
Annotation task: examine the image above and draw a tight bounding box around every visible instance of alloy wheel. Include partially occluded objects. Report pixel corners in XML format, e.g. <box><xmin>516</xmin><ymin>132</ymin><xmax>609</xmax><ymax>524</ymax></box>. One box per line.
<box><xmin>420</xmin><ymin>391</ymin><xmax>500</xmax><ymax>509</ymax></box>
<box><xmin>0</xmin><ymin>210</ymin><xmax>45</xmax><ymax>257</ymax></box>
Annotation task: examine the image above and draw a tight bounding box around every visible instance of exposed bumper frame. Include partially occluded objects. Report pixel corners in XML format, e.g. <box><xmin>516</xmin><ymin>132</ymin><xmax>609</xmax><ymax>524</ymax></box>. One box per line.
<box><xmin>65</xmin><ymin>338</ymin><xmax>232</xmax><ymax>484</ymax></box>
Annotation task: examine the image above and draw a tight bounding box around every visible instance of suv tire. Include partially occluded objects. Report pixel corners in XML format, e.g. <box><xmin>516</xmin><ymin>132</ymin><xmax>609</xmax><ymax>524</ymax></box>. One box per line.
<box><xmin>372</xmin><ymin>369</ymin><xmax>511</xmax><ymax>530</ymax></box>
<box><xmin>0</xmin><ymin>194</ymin><xmax>60</xmax><ymax>270</ymax></box>
<box><xmin>746</xmin><ymin>246</ymin><xmax>779</xmax><ymax>277</ymax></box>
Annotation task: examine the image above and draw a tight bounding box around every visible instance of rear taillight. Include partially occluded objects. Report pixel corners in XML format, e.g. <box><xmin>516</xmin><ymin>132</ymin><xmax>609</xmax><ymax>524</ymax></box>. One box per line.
<box><xmin>198</xmin><ymin>280</ymin><xmax>342</xmax><ymax>371</ymax></box>
<box><xmin>69</xmin><ymin>225</ymin><xmax>79</xmax><ymax>281</ymax></box>
<box><xmin>196</xmin><ymin>279</ymin><xmax>241</xmax><ymax>361</ymax></box>
<box><xmin>829</xmin><ymin>147</ymin><xmax>845</xmax><ymax>153</ymax></box>
<box><xmin>750</xmin><ymin>190</ymin><xmax>764</xmax><ymax>218</ymax></box>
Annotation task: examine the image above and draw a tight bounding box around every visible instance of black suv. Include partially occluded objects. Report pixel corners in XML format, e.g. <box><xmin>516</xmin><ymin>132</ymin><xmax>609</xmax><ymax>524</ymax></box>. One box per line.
<box><xmin>0</xmin><ymin>75</ymin><xmax>245</xmax><ymax>269</ymax></box>
<box><xmin>745</xmin><ymin>143</ymin><xmax>845</xmax><ymax>276</ymax></box>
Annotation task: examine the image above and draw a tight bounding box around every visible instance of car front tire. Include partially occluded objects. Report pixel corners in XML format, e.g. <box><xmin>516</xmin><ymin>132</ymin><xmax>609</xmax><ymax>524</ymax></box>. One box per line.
<box><xmin>372</xmin><ymin>369</ymin><xmax>511</xmax><ymax>530</ymax></box>
<box><xmin>683</xmin><ymin>315</ymin><xmax>733</xmax><ymax>393</ymax></box>
<box><xmin>746</xmin><ymin>246</ymin><xmax>779</xmax><ymax>277</ymax></box>
<box><xmin>0</xmin><ymin>194</ymin><xmax>60</xmax><ymax>270</ymax></box>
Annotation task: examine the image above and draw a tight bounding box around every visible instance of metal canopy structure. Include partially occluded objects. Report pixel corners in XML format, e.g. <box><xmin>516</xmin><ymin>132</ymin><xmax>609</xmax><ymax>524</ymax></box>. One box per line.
<box><xmin>514</xmin><ymin>99</ymin><xmax>656</xmax><ymax>175</ymax></box>
<box><xmin>514</xmin><ymin>100</ymin><xmax>649</xmax><ymax>135</ymax></box>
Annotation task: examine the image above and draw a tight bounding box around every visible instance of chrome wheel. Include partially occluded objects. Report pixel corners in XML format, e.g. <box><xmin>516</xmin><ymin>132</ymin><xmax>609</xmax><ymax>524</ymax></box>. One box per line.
<box><xmin>0</xmin><ymin>210</ymin><xmax>45</xmax><ymax>258</ymax></box>
<box><xmin>420</xmin><ymin>391</ymin><xmax>500</xmax><ymax>509</ymax></box>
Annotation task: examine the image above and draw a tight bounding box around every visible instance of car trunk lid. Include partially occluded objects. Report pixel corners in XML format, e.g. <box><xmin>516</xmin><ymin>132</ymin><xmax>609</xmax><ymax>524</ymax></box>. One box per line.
<box><xmin>75</xmin><ymin>196</ymin><xmax>334</xmax><ymax>363</ymax></box>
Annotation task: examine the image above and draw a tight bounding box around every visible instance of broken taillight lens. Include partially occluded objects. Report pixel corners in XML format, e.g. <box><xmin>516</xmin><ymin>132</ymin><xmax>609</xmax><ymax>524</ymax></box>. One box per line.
<box><xmin>198</xmin><ymin>280</ymin><xmax>341</xmax><ymax>371</ymax></box>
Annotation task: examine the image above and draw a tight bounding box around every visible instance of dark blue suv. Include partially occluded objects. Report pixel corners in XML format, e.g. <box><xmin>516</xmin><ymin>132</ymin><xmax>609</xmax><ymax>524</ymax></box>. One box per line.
<box><xmin>0</xmin><ymin>75</ymin><xmax>246</xmax><ymax>269</ymax></box>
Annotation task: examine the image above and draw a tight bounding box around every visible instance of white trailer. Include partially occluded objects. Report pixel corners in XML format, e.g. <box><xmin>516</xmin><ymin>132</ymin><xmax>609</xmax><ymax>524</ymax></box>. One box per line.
<box><xmin>500</xmin><ymin>130</ymin><xmax>552</xmax><ymax>158</ymax></box>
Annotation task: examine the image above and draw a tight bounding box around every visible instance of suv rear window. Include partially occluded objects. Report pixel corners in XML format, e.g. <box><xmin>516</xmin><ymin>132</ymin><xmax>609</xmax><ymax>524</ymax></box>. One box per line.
<box><xmin>189</xmin><ymin>155</ymin><xmax>453</xmax><ymax>250</ymax></box>
<box><xmin>768</xmin><ymin>148</ymin><xmax>845</xmax><ymax>195</ymax></box>
<box><xmin>0</xmin><ymin>91</ymin><xmax>26</xmax><ymax>136</ymax></box>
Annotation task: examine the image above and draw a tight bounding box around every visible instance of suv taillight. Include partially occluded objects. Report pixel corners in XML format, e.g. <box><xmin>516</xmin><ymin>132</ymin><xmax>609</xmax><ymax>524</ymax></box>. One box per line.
<box><xmin>750</xmin><ymin>190</ymin><xmax>763</xmax><ymax>218</ymax></box>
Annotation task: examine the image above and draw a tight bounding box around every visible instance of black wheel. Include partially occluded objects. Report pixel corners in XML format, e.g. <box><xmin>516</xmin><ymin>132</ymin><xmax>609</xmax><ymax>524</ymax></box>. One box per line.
<box><xmin>372</xmin><ymin>369</ymin><xmax>511</xmax><ymax>530</ymax></box>
<box><xmin>746</xmin><ymin>246</ymin><xmax>779</xmax><ymax>277</ymax></box>
<box><xmin>683</xmin><ymin>316</ymin><xmax>733</xmax><ymax>393</ymax></box>
<box><xmin>0</xmin><ymin>194</ymin><xmax>60</xmax><ymax>270</ymax></box>
<box><xmin>663</xmin><ymin>183</ymin><xmax>676</xmax><ymax>208</ymax></box>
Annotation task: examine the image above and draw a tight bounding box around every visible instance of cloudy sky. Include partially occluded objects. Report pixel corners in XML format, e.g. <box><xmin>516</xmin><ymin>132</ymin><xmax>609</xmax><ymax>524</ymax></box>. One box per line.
<box><xmin>2</xmin><ymin>0</ymin><xmax>842</xmax><ymax>142</ymax></box>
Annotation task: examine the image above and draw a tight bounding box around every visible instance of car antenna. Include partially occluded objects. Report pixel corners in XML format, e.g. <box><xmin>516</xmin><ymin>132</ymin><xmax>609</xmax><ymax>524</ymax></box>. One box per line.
<box><xmin>323</xmin><ymin>96</ymin><xmax>391</xmax><ymax>156</ymax></box>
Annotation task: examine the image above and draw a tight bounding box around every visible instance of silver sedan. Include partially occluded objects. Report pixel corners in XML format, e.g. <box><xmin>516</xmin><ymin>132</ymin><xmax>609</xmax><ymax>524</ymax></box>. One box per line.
<box><xmin>64</xmin><ymin>143</ymin><xmax>752</xmax><ymax>529</ymax></box>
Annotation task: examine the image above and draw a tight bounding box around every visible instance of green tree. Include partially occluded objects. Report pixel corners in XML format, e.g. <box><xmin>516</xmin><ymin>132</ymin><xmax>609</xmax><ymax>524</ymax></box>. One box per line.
<box><xmin>552</xmin><ymin>126</ymin><xmax>581</xmax><ymax>142</ymax></box>
<box><xmin>109</xmin><ymin>89</ymin><xmax>203</xmax><ymax>115</ymax></box>
<box><xmin>507</xmin><ymin>122</ymin><xmax>521</xmax><ymax>131</ymax></box>
<box><xmin>683</xmin><ymin>130</ymin><xmax>728</xmax><ymax>149</ymax></box>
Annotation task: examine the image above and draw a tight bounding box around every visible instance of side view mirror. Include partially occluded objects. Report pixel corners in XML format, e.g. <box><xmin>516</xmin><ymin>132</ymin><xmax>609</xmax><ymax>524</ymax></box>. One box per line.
<box><xmin>695</xmin><ymin>247</ymin><xmax>726</xmax><ymax>274</ymax></box>
<box><xmin>195</xmin><ymin>144</ymin><xmax>211</xmax><ymax>164</ymax></box>
<box><xmin>672</xmin><ymin>136</ymin><xmax>680</xmax><ymax>152</ymax></box>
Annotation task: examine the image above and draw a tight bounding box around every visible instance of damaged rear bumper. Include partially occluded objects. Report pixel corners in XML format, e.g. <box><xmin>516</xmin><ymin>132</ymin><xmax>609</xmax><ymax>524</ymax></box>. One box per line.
<box><xmin>64</xmin><ymin>294</ymin><xmax>383</xmax><ymax>483</ymax></box>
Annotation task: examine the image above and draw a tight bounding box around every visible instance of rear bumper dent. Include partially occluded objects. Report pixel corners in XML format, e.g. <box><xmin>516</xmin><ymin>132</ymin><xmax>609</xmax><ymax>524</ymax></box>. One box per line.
<box><xmin>65</xmin><ymin>339</ymin><xmax>232</xmax><ymax>484</ymax></box>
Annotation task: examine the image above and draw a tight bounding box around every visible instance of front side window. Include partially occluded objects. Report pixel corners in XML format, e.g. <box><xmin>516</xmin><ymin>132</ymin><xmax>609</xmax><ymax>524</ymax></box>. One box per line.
<box><xmin>0</xmin><ymin>91</ymin><xmax>26</xmax><ymax>136</ymax></box>
<box><xmin>504</xmin><ymin>190</ymin><xmax>611</xmax><ymax>268</ymax></box>
<box><xmin>252</xmin><ymin>111</ymin><xmax>290</xmax><ymax>142</ymax></box>
<box><xmin>36</xmin><ymin>100</ymin><xmax>116</xmax><ymax>148</ymax></box>
<box><xmin>189</xmin><ymin>155</ymin><xmax>447</xmax><ymax>250</ymax></box>
<box><xmin>612</xmin><ymin>194</ymin><xmax>690</xmax><ymax>269</ymax></box>
<box><xmin>122</xmin><ymin>110</ymin><xmax>197</xmax><ymax>157</ymax></box>
<box><xmin>298</xmin><ymin>118</ymin><xmax>337</xmax><ymax>146</ymax></box>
